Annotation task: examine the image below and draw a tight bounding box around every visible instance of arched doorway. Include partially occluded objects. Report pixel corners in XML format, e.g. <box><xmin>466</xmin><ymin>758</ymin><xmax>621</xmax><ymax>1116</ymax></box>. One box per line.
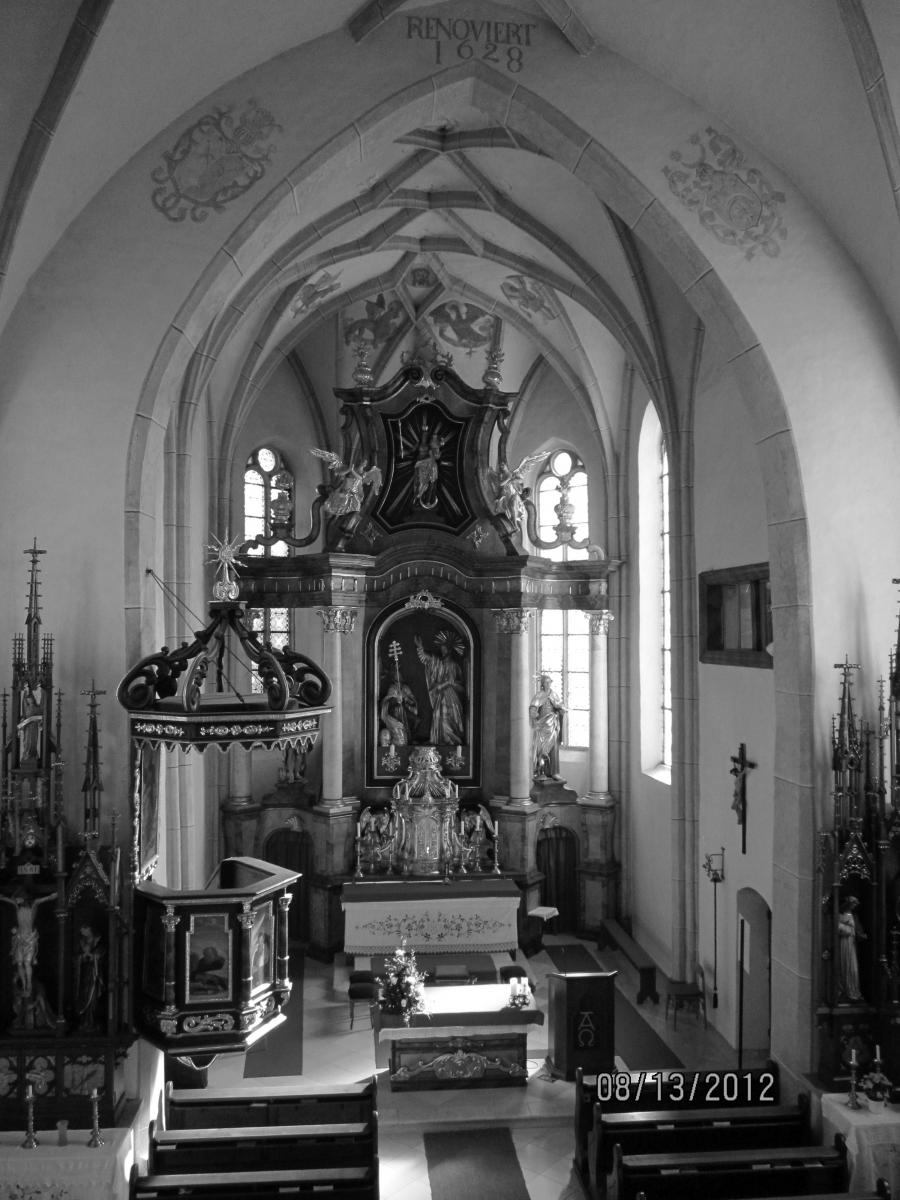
<box><xmin>736</xmin><ymin>888</ymin><xmax>771</xmax><ymax>1060</ymax></box>
<box><xmin>537</xmin><ymin>826</ymin><xmax>579</xmax><ymax>933</ymax></box>
<box><xmin>263</xmin><ymin>828</ymin><xmax>313</xmax><ymax>947</ymax></box>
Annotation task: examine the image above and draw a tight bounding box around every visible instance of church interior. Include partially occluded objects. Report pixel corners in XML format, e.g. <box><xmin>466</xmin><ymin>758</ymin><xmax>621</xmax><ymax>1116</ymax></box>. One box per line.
<box><xmin>2</xmin><ymin>2</ymin><xmax>900</xmax><ymax>1197</ymax></box>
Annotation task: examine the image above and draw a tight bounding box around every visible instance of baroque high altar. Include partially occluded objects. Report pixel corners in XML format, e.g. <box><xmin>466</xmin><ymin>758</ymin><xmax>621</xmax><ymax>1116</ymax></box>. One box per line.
<box><xmin>231</xmin><ymin>349</ymin><xmax>622</xmax><ymax>958</ymax></box>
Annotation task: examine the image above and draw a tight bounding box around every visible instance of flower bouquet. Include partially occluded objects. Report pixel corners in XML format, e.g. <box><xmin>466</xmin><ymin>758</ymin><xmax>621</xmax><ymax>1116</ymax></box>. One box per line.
<box><xmin>860</xmin><ymin>1067</ymin><xmax>892</xmax><ymax>1109</ymax></box>
<box><xmin>376</xmin><ymin>939</ymin><xmax>428</xmax><ymax>1025</ymax></box>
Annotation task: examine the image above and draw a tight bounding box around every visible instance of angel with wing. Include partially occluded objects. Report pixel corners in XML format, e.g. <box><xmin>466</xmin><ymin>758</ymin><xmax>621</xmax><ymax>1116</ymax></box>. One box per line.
<box><xmin>310</xmin><ymin>447</ymin><xmax>383</xmax><ymax>516</ymax></box>
<box><xmin>490</xmin><ymin>451</ymin><xmax>550</xmax><ymax>528</ymax></box>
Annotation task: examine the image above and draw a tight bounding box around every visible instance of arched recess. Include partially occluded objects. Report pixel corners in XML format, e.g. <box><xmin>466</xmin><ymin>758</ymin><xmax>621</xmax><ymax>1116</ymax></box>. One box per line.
<box><xmin>124</xmin><ymin>60</ymin><xmax>814</xmax><ymax>1075</ymax></box>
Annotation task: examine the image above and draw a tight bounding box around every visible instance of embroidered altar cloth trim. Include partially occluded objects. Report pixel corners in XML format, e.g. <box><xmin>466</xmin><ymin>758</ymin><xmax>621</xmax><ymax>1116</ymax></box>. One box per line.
<box><xmin>342</xmin><ymin>881</ymin><xmax>519</xmax><ymax>954</ymax></box>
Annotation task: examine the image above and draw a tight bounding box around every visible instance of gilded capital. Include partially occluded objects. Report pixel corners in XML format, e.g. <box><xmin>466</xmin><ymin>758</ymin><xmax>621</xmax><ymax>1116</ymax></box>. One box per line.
<box><xmin>588</xmin><ymin>609</ymin><xmax>615</xmax><ymax>636</ymax></box>
<box><xmin>318</xmin><ymin>606</ymin><xmax>358</xmax><ymax>634</ymax></box>
<box><xmin>492</xmin><ymin>608</ymin><xmax>533</xmax><ymax>635</ymax></box>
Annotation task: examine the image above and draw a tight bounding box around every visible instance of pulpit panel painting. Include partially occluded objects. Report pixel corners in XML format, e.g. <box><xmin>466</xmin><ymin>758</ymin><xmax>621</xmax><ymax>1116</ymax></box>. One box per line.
<box><xmin>186</xmin><ymin>912</ymin><xmax>232</xmax><ymax>1003</ymax></box>
<box><xmin>368</xmin><ymin>600</ymin><xmax>478</xmax><ymax>786</ymax></box>
<box><xmin>251</xmin><ymin>902</ymin><xmax>274</xmax><ymax>993</ymax></box>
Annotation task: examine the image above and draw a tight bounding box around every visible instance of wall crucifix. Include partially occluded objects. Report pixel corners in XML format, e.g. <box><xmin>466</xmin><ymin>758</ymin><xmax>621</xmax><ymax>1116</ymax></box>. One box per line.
<box><xmin>730</xmin><ymin>742</ymin><xmax>757</xmax><ymax>853</ymax></box>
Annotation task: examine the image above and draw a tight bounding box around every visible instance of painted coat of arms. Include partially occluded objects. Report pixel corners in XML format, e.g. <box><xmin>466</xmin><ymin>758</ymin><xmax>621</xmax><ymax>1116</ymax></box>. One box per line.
<box><xmin>151</xmin><ymin>98</ymin><xmax>281</xmax><ymax>223</ymax></box>
<box><xmin>663</xmin><ymin>127</ymin><xmax>787</xmax><ymax>259</ymax></box>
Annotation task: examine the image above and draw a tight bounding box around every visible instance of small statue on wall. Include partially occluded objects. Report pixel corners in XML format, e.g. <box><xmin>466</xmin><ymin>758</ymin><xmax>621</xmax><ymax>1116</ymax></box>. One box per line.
<box><xmin>530</xmin><ymin>672</ymin><xmax>565</xmax><ymax>780</ymax></box>
<box><xmin>490</xmin><ymin>451</ymin><xmax>549</xmax><ymax>530</ymax></box>
<box><xmin>17</xmin><ymin>682</ymin><xmax>43</xmax><ymax>762</ymax></box>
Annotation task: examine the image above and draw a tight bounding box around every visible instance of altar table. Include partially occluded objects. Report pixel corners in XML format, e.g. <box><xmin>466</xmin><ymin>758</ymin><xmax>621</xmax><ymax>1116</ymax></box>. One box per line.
<box><xmin>377</xmin><ymin>982</ymin><xmax>544</xmax><ymax>1090</ymax></box>
<box><xmin>821</xmin><ymin>1091</ymin><xmax>900</xmax><ymax>1192</ymax></box>
<box><xmin>341</xmin><ymin>877</ymin><xmax>520</xmax><ymax>955</ymax></box>
<box><xmin>0</xmin><ymin>1125</ymin><xmax>134</xmax><ymax>1200</ymax></box>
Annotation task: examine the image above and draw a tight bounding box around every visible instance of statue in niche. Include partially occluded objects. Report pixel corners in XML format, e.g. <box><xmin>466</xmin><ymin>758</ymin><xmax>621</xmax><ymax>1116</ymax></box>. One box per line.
<box><xmin>530</xmin><ymin>672</ymin><xmax>566</xmax><ymax>779</ymax></box>
<box><xmin>411</xmin><ymin>424</ymin><xmax>450</xmax><ymax>510</ymax></box>
<box><xmin>837</xmin><ymin>895</ymin><xmax>866</xmax><ymax>1003</ymax></box>
<box><xmin>75</xmin><ymin>922</ymin><xmax>106</xmax><ymax>1032</ymax></box>
<box><xmin>17</xmin><ymin>682</ymin><xmax>43</xmax><ymax>762</ymax></box>
<box><xmin>1</xmin><ymin>886</ymin><xmax>57</xmax><ymax>1031</ymax></box>
<box><xmin>310</xmin><ymin>447</ymin><xmax>382</xmax><ymax>516</ymax></box>
<box><xmin>415</xmin><ymin>629</ymin><xmax>466</xmax><ymax>746</ymax></box>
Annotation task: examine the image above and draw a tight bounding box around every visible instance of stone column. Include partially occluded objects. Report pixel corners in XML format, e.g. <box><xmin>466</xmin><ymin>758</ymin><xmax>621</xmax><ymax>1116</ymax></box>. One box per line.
<box><xmin>578</xmin><ymin>608</ymin><xmax>619</xmax><ymax>925</ymax></box>
<box><xmin>587</xmin><ymin>609</ymin><xmax>614</xmax><ymax>798</ymax></box>
<box><xmin>317</xmin><ymin>606</ymin><xmax>357</xmax><ymax>810</ymax></box>
<box><xmin>221</xmin><ymin>747</ymin><xmax>260</xmax><ymax>858</ymax></box>
<box><xmin>492</xmin><ymin>608</ymin><xmax>534</xmax><ymax>807</ymax></box>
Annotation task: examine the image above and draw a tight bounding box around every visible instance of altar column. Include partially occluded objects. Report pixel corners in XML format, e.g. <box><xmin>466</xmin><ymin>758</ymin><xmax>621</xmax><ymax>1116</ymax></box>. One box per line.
<box><xmin>577</xmin><ymin>608</ymin><xmax>619</xmax><ymax>926</ymax></box>
<box><xmin>317</xmin><ymin>606</ymin><xmax>357</xmax><ymax>808</ymax></box>
<box><xmin>493</xmin><ymin>608</ymin><xmax>534</xmax><ymax>808</ymax></box>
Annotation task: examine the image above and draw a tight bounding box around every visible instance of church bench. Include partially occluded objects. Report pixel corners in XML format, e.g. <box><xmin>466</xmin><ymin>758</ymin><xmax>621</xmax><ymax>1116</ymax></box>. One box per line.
<box><xmin>574</xmin><ymin>1066</ymin><xmax>783</xmax><ymax>1196</ymax></box>
<box><xmin>130</xmin><ymin>1163</ymin><xmax>379</xmax><ymax>1200</ymax></box>
<box><xmin>147</xmin><ymin>1118</ymin><xmax>376</xmax><ymax>1174</ymax></box>
<box><xmin>597</xmin><ymin>919</ymin><xmax>659</xmax><ymax>1004</ymax></box>
<box><xmin>163</xmin><ymin>1076</ymin><xmax>377</xmax><ymax>1129</ymax></box>
<box><xmin>593</xmin><ymin>1096</ymin><xmax>811</xmax><ymax>1176</ymax></box>
<box><xmin>634</xmin><ymin>1182</ymin><xmax>893</xmax><ymax>1200</ymax></box>
<box><xmin>613</xmin><ymin>1134</ymin><xmax>848</xmax><ymax>1200</ymax></box>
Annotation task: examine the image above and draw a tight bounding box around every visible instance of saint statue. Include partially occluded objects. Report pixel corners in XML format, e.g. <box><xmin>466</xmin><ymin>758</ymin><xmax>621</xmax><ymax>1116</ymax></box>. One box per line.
<box><xmin>838</xmin><ymin>895</ymin><xmax>866</xmax><ymax>1003</ymax></box>
<box><xmin>530</xmin><ymin>673</ymin><xmax>566</xmax><ymax>779</ymax></box>
<box><xmin>75</xmin><ymin>923</ymin><xmax>106</xmax><ymax>1032</ymax></box>
<box><xmin>412</xmin><ymin>427</ymin><xmax>448</xmax><ymax>509</ymax></box>
<box><xmin>310</xmin><ymin>447</ymin><xmax>382</xmax><ymax>517</ymax></box>
<box><xmin>17</xmin><ymin>683</ymin><xmax>43</xmax><ymax>762</ymax></box>
<box><xmin>415</xmin><ymin>630</ymin><xmax>466</xmax><ymax>746</ymax></box>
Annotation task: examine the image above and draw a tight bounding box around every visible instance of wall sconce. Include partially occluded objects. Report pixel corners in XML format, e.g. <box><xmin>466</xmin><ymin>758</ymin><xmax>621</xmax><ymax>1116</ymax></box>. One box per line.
<box><xmin>703</xmin><ymin>848</ymin><xmax>725</xmax><ymax>883</ymax></box>
<box><xmin>704</xmin><ymin>847</ymin><xmax>725</xmax><ymax>1007</ymax></box>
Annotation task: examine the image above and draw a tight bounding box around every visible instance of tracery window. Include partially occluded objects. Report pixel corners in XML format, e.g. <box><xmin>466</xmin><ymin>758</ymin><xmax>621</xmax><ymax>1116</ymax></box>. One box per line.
<box><xmin>639</xmin><ymin>408</ymin><xmax>672</xmax><ymax>775</ymax></box>
<box><xmin>536</xmin><ymin>450</ymin><xmax>590</xmax><ymax>748</ymax></box>
<box><xmin>243</xmin><ymin>447</ymin><xmax>292</xmax><ymax>691</ymax></box>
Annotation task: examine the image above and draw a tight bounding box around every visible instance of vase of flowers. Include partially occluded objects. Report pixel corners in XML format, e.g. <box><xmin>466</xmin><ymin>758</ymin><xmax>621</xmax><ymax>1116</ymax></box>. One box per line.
<box><xmin>860</xmin><ymin>1067</ymin><xmax>892</xmax><ymax>1111</ymax></box>
<box><xmin>377</xmin><ymin>939</ymin><xmax>428</xmax><ymax>1025</ymax></box>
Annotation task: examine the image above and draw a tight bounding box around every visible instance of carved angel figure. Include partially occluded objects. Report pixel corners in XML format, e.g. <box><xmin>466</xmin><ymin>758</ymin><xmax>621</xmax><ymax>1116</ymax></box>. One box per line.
<box><xmin>490</xmin><ymin>451</ymin><xmax>550</xmax><ymax>528</ymax></box>
<box><xmin>310</xmin><ymin>448</ymin><xmax>382</xmax><ymax>516</ymax></box>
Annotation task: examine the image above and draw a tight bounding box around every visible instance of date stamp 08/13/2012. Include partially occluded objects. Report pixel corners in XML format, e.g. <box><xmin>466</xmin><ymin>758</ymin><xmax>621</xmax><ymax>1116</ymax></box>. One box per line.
<box><xmin>595</xmin><ymin>1070</ymin><xmax>778</xmax><ymax>1105</ymax></box>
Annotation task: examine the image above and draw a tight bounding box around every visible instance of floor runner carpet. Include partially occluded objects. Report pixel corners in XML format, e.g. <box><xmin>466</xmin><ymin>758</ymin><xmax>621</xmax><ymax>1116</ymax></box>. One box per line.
<box><xmin>244</xmin><ymin>957</ymin><xmax>304</xmax><ymax>1078</ymax></box>
<box><xmin>424</xmin><ymin>1127</ymin><xmax>530</xmax><ymax>1200</ymax></box>
<box><xmin>546</xmin><ymin>943</ymin><xmax>682</xmax><ymax>1070</ymax></box>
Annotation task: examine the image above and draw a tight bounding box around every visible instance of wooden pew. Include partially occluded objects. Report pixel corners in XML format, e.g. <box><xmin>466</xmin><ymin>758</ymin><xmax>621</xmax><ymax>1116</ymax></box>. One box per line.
<box><xmin>614</xmin><ymin>1133</ymin><xmax>848</xmax><ymax>1200</ymax></box>
<box><xmin>634</xmin><ymin>1182</ymin><xmax>893</xmax><ymax>1200</ymax></box>
<box><xmin>597</xmin><ymin>918</ymin><xmax>659</xmax><ymax>1004</ymax></box>
<box><xmin>595</xmin><ymin>1096</ymin><xmax>810</xmax><ymax>1176</ymax></box>
<box><xmin>130</xmin><ymin>1162</ymin><xmax>379</xmax><ymax>1199</ymax></box>
<box><xmin>163</xmin><ymin>1075</ymin><xmax>376</xmax><ymax>1130</ymax></box>
<box><xmin>148</xmin><ymin>1116</ymin><xmax>377</xmax><ymax>1174</ymax></box>
<box><xmin>573</xmin><ymin>1064</ymin><xmax>782</xmax><ymax>1190</ymax></box>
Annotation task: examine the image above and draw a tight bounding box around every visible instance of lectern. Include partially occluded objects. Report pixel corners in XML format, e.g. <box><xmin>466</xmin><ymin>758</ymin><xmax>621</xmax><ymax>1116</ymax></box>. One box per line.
<box><xmin>547</xmin><ymin>971</ymin><xmax>616</xmax><ymax>1080</ymax></box>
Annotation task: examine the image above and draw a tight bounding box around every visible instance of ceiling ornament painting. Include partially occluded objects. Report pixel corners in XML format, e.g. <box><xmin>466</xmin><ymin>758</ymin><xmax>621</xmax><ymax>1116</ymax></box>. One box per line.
<box><xmin>427</xmin><ymin>302</ymin><xmax>497</xmax><ymax>354</ymax></box>
<box><xmin>663</xmin><ymin>127</ymin><xmax>788</xmax><ymax>260</ymax></box>
<box><xmin>500</xmin><ymin>274</ymin><xmax>557</xmax><ymax>321</ymax></box>
<box><xmin>150</xmin><ymin>98</ymin><xmax>281</xmax><ymax>223</ymax></box>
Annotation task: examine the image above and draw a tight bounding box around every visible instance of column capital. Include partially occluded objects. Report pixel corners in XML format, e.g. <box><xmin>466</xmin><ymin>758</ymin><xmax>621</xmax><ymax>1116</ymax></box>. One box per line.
<box><xmin>492</xmin><ymin>607</ymin><xmax>533</xmax><ymax>635</ymax></box>
<box><xmin>587</xmin><ymin>609</ymin><xmax>615</xmax><ymax>636</ymax></box>
<box><xmin>317</xmin><ymin>606</ymin><xmax>358</xmax><ymax>634</ymax></box>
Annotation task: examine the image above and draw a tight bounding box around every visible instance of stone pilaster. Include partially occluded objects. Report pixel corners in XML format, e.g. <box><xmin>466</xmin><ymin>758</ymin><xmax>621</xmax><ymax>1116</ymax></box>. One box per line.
<box><xmin>492</xmin><ymin>607</ymin><xmax>534</xmax><ymax>807</ymax></box>
<box><xmin>316</xmin><ymin>606</ymin><xmax>357</xmax><ymax>813</ymax></box>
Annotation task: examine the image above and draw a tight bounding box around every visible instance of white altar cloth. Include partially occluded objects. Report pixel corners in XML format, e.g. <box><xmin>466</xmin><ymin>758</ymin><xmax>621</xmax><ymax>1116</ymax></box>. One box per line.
<box><xmin>0</xmin><ymin>1125</ymin><xmax>134</xmax><ymax>1200</ymax></box>
<box><xmin>821</xmin><ymin>1091</ymin><xmax>900</xmax><ymax>1192</ymax></box>
<box><xmin>341</xmin><ymin>878</ymin><xmax>520</xmax><ymax>954</ymax></box>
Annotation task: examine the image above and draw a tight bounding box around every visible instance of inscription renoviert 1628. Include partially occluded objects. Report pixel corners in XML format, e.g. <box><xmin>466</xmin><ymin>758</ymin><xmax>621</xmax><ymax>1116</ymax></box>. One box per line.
<box><xmin>405</xmin><ymin>16</ymin><xmax>538</xmax><ymax>72</ymax></box>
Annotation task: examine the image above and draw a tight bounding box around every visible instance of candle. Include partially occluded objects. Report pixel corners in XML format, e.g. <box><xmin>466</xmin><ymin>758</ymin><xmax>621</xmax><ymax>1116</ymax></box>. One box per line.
<box><xmin>356</xmin><ymin>822</ymin><xmax>361</xmax><ymax>839</ymax></box>
<box><xmin>851</xmin><ymin>1048</ymin><xmax>857</xmax><ymax>1065</ymax></box>
<box><xmin>26</xmin><ymin>1084</ymin><xmax>33</xmax><ymax>1099</ymax></box>
<box><xmin>876</xmin><ymin>1044</ymin><xmax>881</xmax><ymax>1061</ymax></box>
<box><xmin>509</xmin><ymin>978</ymin><xmax>515</xmax><ymax>998</ymax></box>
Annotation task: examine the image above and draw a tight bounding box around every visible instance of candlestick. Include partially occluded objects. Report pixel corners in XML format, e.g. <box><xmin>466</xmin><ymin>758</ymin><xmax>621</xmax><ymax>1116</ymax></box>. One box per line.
<box><xmin>21</xmin><ymin>1084</ymin><xmax>38</xmax><ymax>1149</ymax></box>
<box><xmin>88</xmin><ymin>1087</ymin><xmax>104</xmax><ymax>1148</ymax></box>
<box><xmin>847</xmin><ymin>1057</ymin><xmax>863</xmax><ymax>1109</ymax></box>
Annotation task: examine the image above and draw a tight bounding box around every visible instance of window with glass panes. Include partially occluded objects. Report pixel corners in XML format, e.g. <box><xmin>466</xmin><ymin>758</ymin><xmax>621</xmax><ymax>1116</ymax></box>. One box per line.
<box><xmin>243</xmin><ymin>446</ymin><xmax>292</xmax><ymax>692</ymax></box>
<box><xmin>659</xmin><ymin>439</ymin><xmax>672</xmax><ymax>768</ymax></box>
<box><xmin>536</xmin><ymin>450</ymin><xmax>590</xmax><ymax>747</ymax></box>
